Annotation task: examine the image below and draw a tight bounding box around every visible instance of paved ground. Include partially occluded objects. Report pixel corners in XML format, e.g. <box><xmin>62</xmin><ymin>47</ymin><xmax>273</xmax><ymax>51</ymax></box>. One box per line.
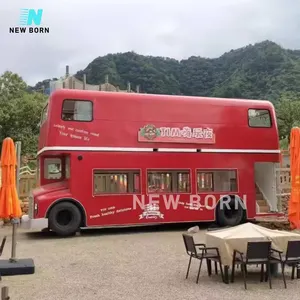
<box><xmin>0</xmin><ymin>223</ymin><xmax>300</xmax><ymax>300</ymax></box>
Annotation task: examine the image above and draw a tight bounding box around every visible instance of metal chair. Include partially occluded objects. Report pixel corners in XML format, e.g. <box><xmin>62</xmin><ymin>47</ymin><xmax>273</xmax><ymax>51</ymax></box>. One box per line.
<box><xmin>182</xmin><ymin>233</ymin><xmax>224</xmax><ymax>283</ymax></box>
<box><xmin>231</xmin><ymin>241</ymin><xmax>272</xmax><ymax>289</ymax></box>
<box><xmin>270</xmin><ymin>240</ymin><xmax>300</xmax><ymax>285</ymax></box>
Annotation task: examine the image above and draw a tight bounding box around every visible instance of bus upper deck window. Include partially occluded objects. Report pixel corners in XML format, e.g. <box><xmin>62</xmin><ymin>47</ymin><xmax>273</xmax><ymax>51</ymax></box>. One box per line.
<box><xmin>62</xmin><ymin>99</ymin><xmax>93</xmax><ymax>121</ymax></box>
<box><xmin>248</xmin><ymin>109</ymin><xmax>272</xmax><ymax>128</ymax></box>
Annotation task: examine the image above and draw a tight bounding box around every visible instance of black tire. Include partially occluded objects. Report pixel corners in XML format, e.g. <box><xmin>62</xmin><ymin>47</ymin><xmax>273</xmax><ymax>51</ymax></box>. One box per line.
<box><xmin>216</xmin><ymin>196</ymin><xmax>245</xmax><ymax>227</ymax></box>
<box><xmin>48</xmin><ymin>202</ymin><xmax>81</xmax><ymax>236</ymax></box>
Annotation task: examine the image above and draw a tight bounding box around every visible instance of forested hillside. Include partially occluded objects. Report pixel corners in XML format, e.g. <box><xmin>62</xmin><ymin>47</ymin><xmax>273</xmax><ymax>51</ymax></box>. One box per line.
<box><xmin>72</xmin><ymin>40</ymin><xmax>300</xmax><ymax>102</ymax></box>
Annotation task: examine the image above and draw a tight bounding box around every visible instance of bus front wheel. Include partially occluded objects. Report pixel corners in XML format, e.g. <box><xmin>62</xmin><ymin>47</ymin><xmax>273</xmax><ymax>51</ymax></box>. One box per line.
<box><xmin>48</xmin><ymin>202</ymin><xmax>81</xmax><ymax>236</ymax></box>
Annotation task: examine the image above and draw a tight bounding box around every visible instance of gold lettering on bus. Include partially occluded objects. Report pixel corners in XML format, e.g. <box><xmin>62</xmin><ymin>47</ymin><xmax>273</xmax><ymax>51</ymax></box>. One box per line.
<box><xmin>90</xmin><ymin>132</ymin><xmax>100</xmax><ymax>137</ymax></box>
<box><xmin>53</xmin><ymin>124</ymin><xmax>65</xmax><ymax>130</ymax></box>
<box><xmin>59</xmin><ymin>131</ymin><xmax>68</xmax><ymax>137</ymax></box>
<box><xmin>53</xmin><ymin>124</ymin><xmax>99</xmax><ymax>141</ymax></box>
<box><xmin>138</xmin><ymin>124</ymin><xmax>215</xmax><ymax>144</ymax></box>
<box><xmin>75</xmin><ymin>128</ymin><xmax>89</xmax><ymax>135</ymax></box>
<box><xmin>70</xmin><ymin>134</ymin><xmax>82</xmax><ymax>140</ymax></box>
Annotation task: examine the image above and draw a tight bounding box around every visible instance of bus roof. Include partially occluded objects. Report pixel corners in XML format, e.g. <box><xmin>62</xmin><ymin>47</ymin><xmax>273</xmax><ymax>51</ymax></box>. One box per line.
<box><xmin>50</xmin><ymin>89</ymin><xmax>275</xmax><ymax>108</ymax></box>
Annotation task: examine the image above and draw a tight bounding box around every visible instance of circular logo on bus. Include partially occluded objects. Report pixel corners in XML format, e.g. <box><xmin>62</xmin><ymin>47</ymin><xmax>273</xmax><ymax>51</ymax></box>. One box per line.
<box><xmin>140</xmin><ymin>124</ymin><xmax>160</xmax><ymax>140</ymax></box>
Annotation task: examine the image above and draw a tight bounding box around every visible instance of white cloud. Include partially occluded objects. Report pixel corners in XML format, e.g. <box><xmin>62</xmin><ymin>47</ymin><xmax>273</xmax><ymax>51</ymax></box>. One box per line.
<box><xmin>0</xmin><ymin>0</ymin><xmax>300</xmax><ymax>85</ymax></box>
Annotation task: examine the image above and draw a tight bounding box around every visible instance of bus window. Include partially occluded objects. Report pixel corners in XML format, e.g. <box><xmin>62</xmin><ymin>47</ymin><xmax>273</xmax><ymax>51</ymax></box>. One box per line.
<box><xmin>147</xmin><ymin>170</ymin><xmax>191</xmax><ymax>193</ymax></box>
<box><xmin>93</xmin><ymin>169</ymin><xmax>141</xmax><ymax>194</ymax></box>
<box><xmin>248</xmin><ymin>109</ymin><xmax>272</xmax><ymax>128</ymax></box>
<box><xmin>62</xmin><ymin>99</ymin><xmax>93</xmax><ymax>121</ymax></box>
<box><xmin>44</xmin><ymin>158</ymin><xmax>62</xmax><ymax>180</ymax></box>
<box><xmin>197</xmin><ymin>169</ymin><xmax>237</xmax><ymax>192</ymax></box>
<box><xmin>40</xmin><ymin>103</ymin><xmax>48</xmax><ymax>126</ymax></box>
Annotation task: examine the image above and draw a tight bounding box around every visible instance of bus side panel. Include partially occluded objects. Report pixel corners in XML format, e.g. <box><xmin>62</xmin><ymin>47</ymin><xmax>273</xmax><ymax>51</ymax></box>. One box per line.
<box><xmin>70</xmin><ymin>152</ymin><xmax>259</xmax><ymax>227</ymax></box>
<box><xmin>43</xmin><ymin>90</ymin><xmax>280</xmax><ymax>153</ymax></box>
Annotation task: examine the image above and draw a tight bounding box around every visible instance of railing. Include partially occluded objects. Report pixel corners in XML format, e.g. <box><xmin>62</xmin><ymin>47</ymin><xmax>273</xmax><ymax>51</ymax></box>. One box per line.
<box><xmin>19</xmin><ymin>165</ymin><xmax>36</xmax><ymax>176</ymax></box>
<box><xmin>0</xmin><ymin>165</ymin><xmax>37</xmax><ymax>200</ymax></box>
<box><xmin>275</xmin><ymin>167</ymin><xmax>291</xmax><ymax>213</ymax></box>
<box><xmin>18</xmin><ymin>166</ymin><xmax>37</xmax><ymax>199</ymax></box>
<box><xmin>276</xmin><ymin>168</ymin><xmax>291</xmax><ymax>196</ymax></box>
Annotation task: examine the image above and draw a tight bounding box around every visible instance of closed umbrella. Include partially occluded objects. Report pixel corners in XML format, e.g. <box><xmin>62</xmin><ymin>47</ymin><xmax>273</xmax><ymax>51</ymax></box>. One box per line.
<box><xmin>288</xmin><ymin>127</ymin><xmax>300</xmax><ymax>229</ymax></box>
<box><xmin>0</xmin><ymin>137</ymin><xmax>22</xmax><ymax>261</ymax></box>
<box><xmin>0</xmin><ymin>138</ymin><xmax>34</xmax><ymax>276</ymax></box>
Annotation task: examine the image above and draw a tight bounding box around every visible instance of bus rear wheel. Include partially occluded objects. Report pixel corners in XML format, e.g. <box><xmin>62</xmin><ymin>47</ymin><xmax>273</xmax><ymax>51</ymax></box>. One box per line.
<box><xmin>216</xmin><ymin>196</ymin><xmax>245</xmax><ymax>227</ymax></box>
<box><xmin>48</xmin><ymin>202</ymin><xmax>81</xmax><ymax>236</ymax></box>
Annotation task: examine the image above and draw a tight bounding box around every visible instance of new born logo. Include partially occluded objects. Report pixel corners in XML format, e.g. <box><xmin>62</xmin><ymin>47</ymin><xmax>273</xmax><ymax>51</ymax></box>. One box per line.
<box><xmin>9</xmin><ymin>9</ymin><xmax>50</xmax><ymax>34</ymax></box>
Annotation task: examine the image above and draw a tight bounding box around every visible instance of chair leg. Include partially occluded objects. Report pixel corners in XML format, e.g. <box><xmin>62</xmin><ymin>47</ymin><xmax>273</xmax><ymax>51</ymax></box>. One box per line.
<box><xmin>231</xmin><ymin>251</ymin><xmax>236</xmax><ymax>283</ymax></box>
<box><xmin>186</xmin><ymin>256</ymin><xmax>192</xmax><ymax>279</ymax></box>
<box><xmin>267</xmin><ymin>262</ymin><xmax>272</xmax><ymax>289</ymax></box>
<box><xmin>281</xmin><ymin>262</ymin><xmax>287</xmax><ymax>289</ymax></box>
<box><xmin>218</xmin><ymin>260</ymin><xmax>224</xmax><ymax>282</ymax></box>
<box><xmin>231</xmin><ymin>261</ymin><xmax>236</xmax><ymax>283</ymax></box>
<box><xmin>241</xmin><ymin>263</ymin><xmax>247</xmax><ymax>290</ymax></box>
<box><xmin>260</xmin><ymin>264</ymin><xmax>264</xmax><ymax>282</ymax></box>
<box><xmin>206</xmin><ymin>259</ymin><xmax>212</xmax><ymax>276</ymax></box>
<box><xmin>196</xmin><ymin>259</ymin><xmax>203</xmax><ymax>284</ymax></box>
<box><xmin>292</xmin><ymin>264</ymin><xmax>295</xmax><ymax>280</ymax></box>
<box><xmin>214</xmin><ymin>261</ymin><xmax>218</xmax><ymax>274</ymax></box>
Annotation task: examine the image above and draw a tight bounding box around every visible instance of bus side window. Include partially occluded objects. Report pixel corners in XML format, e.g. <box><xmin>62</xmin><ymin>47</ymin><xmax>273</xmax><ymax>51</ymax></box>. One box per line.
<box><xmin>248</xmin><ymin>109</ymin><xmax>272</xmax><ymax>128</ymax></box>
<box><xmin>62</xmin><ymin>99</ymin><xmax>93</xmax><ymax>121</ymax></box>
<box><xmin>44</xmin><ymin>158</ymin><xmax>62</xmax><ymax>179</ymax></box>
<box><xmin>197</xmin><ymin>169</ymin><xmax>237</xmax><ymax>192</ymax></box>
<box><xmin>93</xmin><ymin>170</ymin><xmax>141</xmax><ymax>194</ymax></box>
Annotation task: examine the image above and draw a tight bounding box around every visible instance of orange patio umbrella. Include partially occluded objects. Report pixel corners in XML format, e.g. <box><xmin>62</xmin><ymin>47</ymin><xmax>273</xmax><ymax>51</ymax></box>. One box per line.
<box><xmin>0</xmin><ymin>137</ymin><xmax>22</xmax><ymax>263</ymax></box>
<box><xmin>0</xmin><ymin>137</ymin><xmax>22</xmax><ymax>219</ymax></box>
<box><xmin>0</xmin><ymin>138</ymin><xmax>35</xmax><ymax>275</ymax></box>
<box><xmin>288</xmin><ymin>127</ymin><xmax>300</xmax><ymax>229</ymax></box>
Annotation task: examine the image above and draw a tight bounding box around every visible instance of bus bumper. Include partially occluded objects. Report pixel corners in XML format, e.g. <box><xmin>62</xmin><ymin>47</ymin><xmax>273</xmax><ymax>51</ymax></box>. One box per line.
<box><xmin>20</xmin><ymin>215</ymin><xmax>48</xmax><ymax>230</ymax></box>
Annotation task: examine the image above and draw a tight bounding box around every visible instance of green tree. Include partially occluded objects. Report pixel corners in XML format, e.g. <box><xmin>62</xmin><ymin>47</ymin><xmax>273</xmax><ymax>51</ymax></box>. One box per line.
<box><xmin>276</xmin><ymin>92</ymin><xmax>300</xmax><ymax>143</ymax></box>
<box><xmin>0</xmin><ymin>71</ymin><xmax>27</xmax><ymax>98</ymax></box>
<box><xmin>0</xmin><ymin>71</ymin><xmax>47</xmax><ymax>154</ymax></box>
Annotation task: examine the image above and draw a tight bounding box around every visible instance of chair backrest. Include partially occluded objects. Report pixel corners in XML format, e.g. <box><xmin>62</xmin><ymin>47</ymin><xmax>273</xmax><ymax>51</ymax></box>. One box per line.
<box><xmin>246</xmin><ymin>241</ymin><xmax>271</xmax><ymax>260</ymax></box>
<box><xmin>182</xmin><ymin>233</ymin><xmax>197</xmax><ymax>255</ymax></box>
<box><xmin>286</xmin><ymin>240</ymin><xmax>300</xmax><ymax>259</ymax></box>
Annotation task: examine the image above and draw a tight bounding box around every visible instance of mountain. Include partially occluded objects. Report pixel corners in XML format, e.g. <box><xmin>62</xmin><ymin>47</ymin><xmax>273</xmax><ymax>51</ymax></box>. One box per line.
<box><xmin>33</xmin><ymin>40</ymin><xmax>300</xmax><ymax>102</ymax></box>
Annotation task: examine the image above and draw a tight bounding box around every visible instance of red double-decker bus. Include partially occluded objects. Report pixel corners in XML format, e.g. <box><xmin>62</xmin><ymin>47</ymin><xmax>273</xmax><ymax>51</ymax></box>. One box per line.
<box><xmin>21</xmin><ymin>89</ymin><xmax>282</xmax><ymax>236</ymax></box>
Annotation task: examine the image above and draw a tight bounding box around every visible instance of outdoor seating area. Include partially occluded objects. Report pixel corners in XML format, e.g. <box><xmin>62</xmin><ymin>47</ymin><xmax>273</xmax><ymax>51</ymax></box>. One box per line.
<box><xmin>183</xmin><ymin>222</ymin><xmax>300</xmax><ymax>290</ymax></box>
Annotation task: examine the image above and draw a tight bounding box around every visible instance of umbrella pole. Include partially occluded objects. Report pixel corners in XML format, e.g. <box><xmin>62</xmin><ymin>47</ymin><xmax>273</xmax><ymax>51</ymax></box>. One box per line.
<box><xmin>9</xmin><ymin>218</ymin><xmax>19</xmax><ymax>263</ymax></box>
<box><xmin>9</xmin><ymin>141</ymin><xmax>21</xmax><ymax>262</ymax></box>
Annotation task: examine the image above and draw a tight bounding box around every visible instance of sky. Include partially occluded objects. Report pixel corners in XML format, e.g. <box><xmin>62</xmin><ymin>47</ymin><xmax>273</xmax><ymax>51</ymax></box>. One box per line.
<box><xmin>1</xmin><ymin>0</ymin><xmax>300</xmax><ymax>86</ymax></box>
